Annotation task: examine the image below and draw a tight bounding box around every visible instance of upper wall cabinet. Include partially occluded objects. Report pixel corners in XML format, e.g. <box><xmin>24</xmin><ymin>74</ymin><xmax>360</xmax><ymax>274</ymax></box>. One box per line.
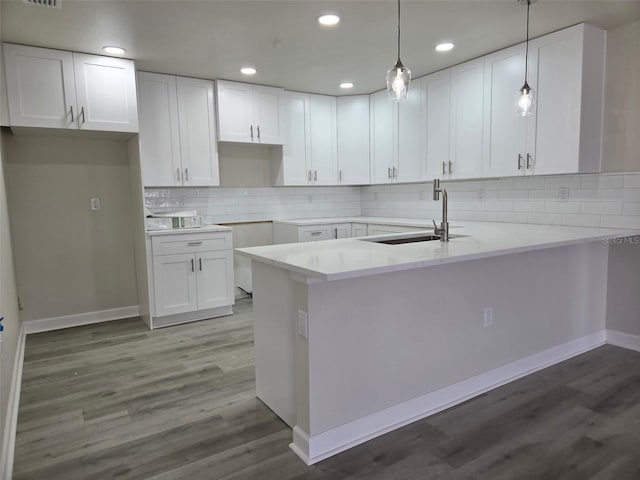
<box><xmin>215</xmin><ymin>80</ymin><xmax>283</xmax><ymax>144</ymax></box>
<box><xmin>3</xmin><ymin>43</ymin><xmax>138</xmax><ymax>133</ymax></box>
<box><xmin>337</xmin><ymin>95</ymin><xmax>370</xmax><ymax>185</ymax></box>
<box><xmin>369</xmin><ymin>89</ymin><xmax>398</xmax><ymax>184</ymax></box>
<box><xmin>424</xmin><ymin>69</ymin><xmax>451</xmax><ymax>179</ymax></box>
<box><xmin>449</xmin><ymin>57</ymin><xmax>485</xmax><ymax>180</ymax></box>
<box><xmin>137</xmin><ymin>72</ymin><xmax>219</xmax><ymax>187</ymax></box>
<box><xmin>482</xmin><ymin>24</ymin><xmax>605</xmax><ymax>178</ymax></box>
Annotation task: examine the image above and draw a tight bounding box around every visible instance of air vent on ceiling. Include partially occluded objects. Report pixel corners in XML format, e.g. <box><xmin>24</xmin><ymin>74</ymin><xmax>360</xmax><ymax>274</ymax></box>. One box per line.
<box><xmin>23</xmin><ymin>0</ymin><xmax>61</xmax><ymax>7</ymax></box>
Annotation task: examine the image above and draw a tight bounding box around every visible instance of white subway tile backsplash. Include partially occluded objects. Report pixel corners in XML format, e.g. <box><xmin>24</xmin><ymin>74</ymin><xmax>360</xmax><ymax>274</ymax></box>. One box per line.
<box><xmin>580</xmin><ymin>202</ymin><xmax>623</xmax><ymax>216</ymax></box>
<box><xmin>527</xmin><ymin>212</ymin><xmax>563</xmax><ymax>225</ymax></box>
<box><xmin>622</xmin><ymin>202</ymin><xmax>640</xmax><ymax>216</ymax></box>
<box><xmin>544</xmin><ymin>201</ymin><xmax>581</xmax><ymax>214</ymax></box>
<box><xmin>560</xmin><ymin>214</ymin><xmax>600</xmax><ymax>227</ymax></box>
<box><xmin>624</xmin><ymin>174</ymin><xmax>640</xmax><ymax>188</ymax></box>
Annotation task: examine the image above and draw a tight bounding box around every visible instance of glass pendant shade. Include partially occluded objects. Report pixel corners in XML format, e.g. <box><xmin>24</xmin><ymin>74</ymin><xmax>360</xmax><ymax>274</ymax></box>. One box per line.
<box><xmin>386</xmin><ymin>60</ymin><xmax>411</xmax><ymax>101</ymax></box>
<box><xmin>517</xmin><ymin>81</ymin><xmax>535</xmax><ymax>116</ymax></box>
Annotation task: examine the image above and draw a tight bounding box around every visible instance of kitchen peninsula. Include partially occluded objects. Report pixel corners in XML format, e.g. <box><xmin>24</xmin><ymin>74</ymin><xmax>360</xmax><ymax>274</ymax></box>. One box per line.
<box><xmin>236</xmin><ymin>221</ymin><xmax>640</xmax><ymax>465</ymax></box>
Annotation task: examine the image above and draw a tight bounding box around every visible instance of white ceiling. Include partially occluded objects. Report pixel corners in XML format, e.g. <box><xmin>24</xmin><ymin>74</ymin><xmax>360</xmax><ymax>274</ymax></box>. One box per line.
<box><xmin>2</xmin><ymin>0</ymin><xmax>640</xmax><ymax>96</ymax></box>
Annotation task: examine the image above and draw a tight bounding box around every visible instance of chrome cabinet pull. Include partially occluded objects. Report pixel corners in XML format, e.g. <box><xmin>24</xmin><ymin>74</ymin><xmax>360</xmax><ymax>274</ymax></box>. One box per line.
<box><xmin>79</xmin><ymin>106</ymin><xmax>85</xmax><ymax>125</ymax></box>
<box><xmin>70</xmin><ymin>105</ymin><xmax>74</xmax><ymax>123</ymax></box>
<box><xmin>199</xmin><ymin>258</ymin><xmax>203</xmax><ymax>271</ymax></box>
<box><xmin>250</xmin><ymin>125</ymin><xmax>254</xmax><ymax>139</ymax></box>
<box><xmin>517</xmin><ymin>154</ymin><xmax>523</xmax><ymax>170</ymax></box>
<box><xmin>311</xmin><ymin>231</ymin><xmax>322</xmax><ymax>236</ymax></box>
<box><xmin>257</xmin><ymin>125</ymin><xmax>261</xmax><ymax>140</ymax></box>
<box><xmin>191</xmin><ymin>258</ymin><xmax>195</xmax><ymax>272</ymax></box>
<box><xmin>339</xmin><ymin>170</ymin><xmax>343</xmax><ymax>182</ymax></box>
<box><xmin>442</xmin><ymin>162</ymin><xmax>446</xmax><ymax>175</ymax></box>
<box><xmin>526</xmin><ymin>153</ymin><xmax>533</xmax><ymax>169</ymax></box>
<box><xmin>177</xmin><ymin>168</ymin><xmax>181</xmax><ymax>181</ymax></box>
<box><xmin>393</xmin><ymin>166</ymin><xmax>398</xmax><ymax>178</ymax></box>
<box><xmin>184</xmin><ymin>168</ymin><xmax>189</xmax><ymax>181</ymax></box>
<box><xmin>314</xmin><ymin>170</ymin><xmax>318</xmax><ymax>181</ymax></box>
<box><xmin>388</xmin><ymin>167</ymin><xmax>392</xmax><ymax>179</ymax></box>
<box><xmin>448</xmin><ymin>161</ymin><xmax>453</xmax><ymax>175</ymax></box>
<box><xmin>308</xmin><ymin>170</ymin><xmax>312</xmax><ymax>182</ymax></box>
<box><xmin>187</xmin><ymin>241</ymin><xmax>203</xmax><ymax>246</ymax></box>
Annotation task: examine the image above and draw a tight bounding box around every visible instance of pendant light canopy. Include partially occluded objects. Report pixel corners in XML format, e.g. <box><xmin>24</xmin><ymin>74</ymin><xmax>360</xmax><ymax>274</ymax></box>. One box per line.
<box><xmin>386</xmin><ymin>0</ymin><xmax>411</xmax><ymax>101</ymax></box>
<box><xmin>517</xmin><ymin>0</ymin><xmax>535</xmax><ymax>116</ymax></box>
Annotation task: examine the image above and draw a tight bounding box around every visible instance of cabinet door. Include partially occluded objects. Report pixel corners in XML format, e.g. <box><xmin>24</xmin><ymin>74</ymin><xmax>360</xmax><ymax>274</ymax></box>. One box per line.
<box><xmin>153</xmin><ymin>253</ymin><xmax>198</xmax><ymax>317</ymax></box>
<box><xmin>424</xmin><ymin>69</ymin><xmax>451</xmax><ymax>179</ymax></box>
<box><xmin>3</xmin><ymin>43</ymin><xmax>76</xmax><ymax>129</ymax></box>
<box><xmin>177</xmin><ymin>77</ymin><xmax>219</xmax><ymax>186</ymax></box>
<box><xmin>482</xmin><ymin>44</ymin><xmax>529</xmax><ymax>178</ymax></box>
<box><xmin>352</xmin><ymin>224</ymin><xmax>368</xmax><ymax>237</ymax></box>
<box><xmin>215</xmin><ymin>80</ymin><xmax>254</xmax><ymax>142</ymax></box>
<box><xmin>370</xmin><ymin>90</ymin><xmax>398</xmax><ymax>184</ymax></box>
<box><xmin>73</xmin><ymin>53</ymin><xmax>138</xmax><ymax>132</ymax></box>
<box><xmin>308</xmin><ymin>94</ymin><xmax>338</xmax><ymax>185</ymax></box>
<box><xmin>397</xmin><ymin>77</ymin><xmax>426</xmax><ymax>182</ymax></box>
<box><xmin>337</xmin><ymin>95</ymin><xmax>370</xmax><ymax>185</ymax></box>
<box><xmin>449</xmin><ymin>58</ymin><xmax>484</xmax><ymax>179</ymax></box>
<box><xmin>279</xmin><ymin>91</ymin><xmax>311</xmax><ymax>185</ymax></box>
<box><xmin>334</xmin><ymin>223</ymin><xmax>352</xmax><ymax>239</ymax></box>
<box><xmin>298</xmin><ymin>225</ymin><xmax>333</xmax><ymax>242</ymax></box>
<box><xmin>137</xmin><ymin>72</ymin><xmax>182</xmax><ymax>186</ymax></box>
<box><xmin>196</xmin><ymin>250</ymin><xmax>234</xmax><ymax>310</ymax></box>
<box><xmin>253</xmin><ymin>85</ymin><xmax>282</xmax><ymax>144</ymax></box>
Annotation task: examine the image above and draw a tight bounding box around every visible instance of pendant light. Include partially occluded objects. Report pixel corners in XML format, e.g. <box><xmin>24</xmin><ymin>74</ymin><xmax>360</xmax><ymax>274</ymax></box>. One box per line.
<box><xmin>517</xmin><ymin>0</ymin><xmax>535</xmax><ymax>116</ymax></box>
<box><xmin>386</xmin><ymin>0</ymin><xmax>411</xmax><ymax>101</ymax></box>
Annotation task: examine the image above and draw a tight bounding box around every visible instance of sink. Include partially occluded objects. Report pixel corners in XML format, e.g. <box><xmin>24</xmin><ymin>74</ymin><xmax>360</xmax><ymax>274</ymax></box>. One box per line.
<box><xmin>361</xmin><ymin>233</ymin><xmax>467</xmax><ymax>245</ymax></box>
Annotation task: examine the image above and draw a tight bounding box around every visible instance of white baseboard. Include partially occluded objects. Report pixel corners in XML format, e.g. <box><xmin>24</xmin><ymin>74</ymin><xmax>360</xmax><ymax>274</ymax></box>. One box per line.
<box><xmin>607</xmin><ymin>329</ymin><xmax>640</xmax><ymax>352</ymax></box>
<box><xmin>23</xmin><ymin>305</ymin><xmax>140</xmax><ymax>334</ymax></box>
<box><xmin>291</xmin><ymin>330</ymin><xmax>607</xmax><ymax>465</ymax></box>
<box><xmin>1</xmin><ymin>324</ymin><xmax>26</xmax><ymax>480</ymax></box>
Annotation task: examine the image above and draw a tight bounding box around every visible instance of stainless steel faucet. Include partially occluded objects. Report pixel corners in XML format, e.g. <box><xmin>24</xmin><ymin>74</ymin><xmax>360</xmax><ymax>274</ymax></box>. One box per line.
<box><xmin>432</xmin><ymin>179</ymin><xmax>449</xmax><ymax>242</ymax></box>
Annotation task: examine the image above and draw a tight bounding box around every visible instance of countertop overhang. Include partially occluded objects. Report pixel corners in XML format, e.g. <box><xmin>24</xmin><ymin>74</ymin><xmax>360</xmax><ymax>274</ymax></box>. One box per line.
<box><xmin>236</xmin><ymin>221</ymin><xmax>640</xmax><ymax>282</ymax></box>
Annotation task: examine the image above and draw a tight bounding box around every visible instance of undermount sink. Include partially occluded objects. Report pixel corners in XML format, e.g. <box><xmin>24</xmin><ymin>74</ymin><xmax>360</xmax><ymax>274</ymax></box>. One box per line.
<box><xmin>361</xmin><ymin>233</ymin><xmax>467</xmax><ymax>245</ymax></box>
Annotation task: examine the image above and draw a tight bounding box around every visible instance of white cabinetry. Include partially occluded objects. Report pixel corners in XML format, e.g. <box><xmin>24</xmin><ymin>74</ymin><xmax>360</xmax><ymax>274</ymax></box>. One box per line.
<box><xmin>215</xmin><ymin>80</ymin><xmax>282</xmax><ymax>144</ymax></box>
<box><xmin>337</xmin><ymin>95</ymin><xmax>370</xmax><ymax>185</ymax></box>
<box><xmin>3</xmin><ymin>43</ymin><xmax>138</xmax><ymax>132</ymax></box>
<box><xmin>273</xmin><ymin>92</ymin><xmax>337</xmax><ymax>185</ymax></box>
<box><xmin>150</xmin><ymin>230</ymin><xmax>234</xmax><ymax>327</ymax></box>
<box><xmin>424</xmin><ymin>70</ymin><xmax>451</xmax><ymax>179</ymax></box>
<box><xmin>449</xmin><ymin>57</ymin><xmax>485</xmax><ymax>179</ymax></box>
<box><xmin>273</xmin><ymin>222</ymin><xmax>352</xmax><ymax>244</ymax></box>
<box><xmin>370</xmin><ymin>89</ymin><xmax>398</xmax><ymax>184</ymax></box>
<box><xmin>137</xmin><ymin>72</ymin><xmax>219</xmax><ymax>186</ymax></box>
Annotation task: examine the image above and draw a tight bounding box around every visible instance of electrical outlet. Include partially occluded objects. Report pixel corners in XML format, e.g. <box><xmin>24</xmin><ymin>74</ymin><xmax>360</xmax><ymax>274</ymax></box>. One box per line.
<box><xmin>557</xmin><ymin>187</ymin><xmax>570</xmax><ymax>202</ymax></box>
<box><xmin>484</xmin><ymin>307</ymin><xmax>493</xmax><ymax>327</ymax></box>
<box><xmin>90</xmin><ymin>197</ymin><xmax>101</xmax><ymax>210</ymax></box>
<box><xmin>297</xmin><ymin>310</ymin><xmax>309</xmax><ymax>339</ymax></box>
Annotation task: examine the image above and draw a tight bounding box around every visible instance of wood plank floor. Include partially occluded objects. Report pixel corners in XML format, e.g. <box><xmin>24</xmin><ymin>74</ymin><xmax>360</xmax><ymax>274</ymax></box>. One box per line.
<box><xmin>14</xmin><ymin>299</ymin><xmax>640</xmax><ymax>479</ymax></box>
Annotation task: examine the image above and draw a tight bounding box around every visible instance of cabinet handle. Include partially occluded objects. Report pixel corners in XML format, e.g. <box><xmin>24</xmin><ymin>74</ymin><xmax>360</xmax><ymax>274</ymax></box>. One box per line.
<box><xmin>191</xmin><ymin>258</ymin><xmax>195</xmax><ymax>272</ymax></box>
<box><xmin>187</xmin><ymin>241</ymin><xmax>203</xmax><ymax>246</ymax></box>
<box><xmin>442</xmin><ymin>162</ymin><xmax>446</xmax><ymax>175</ymax></box>
<box><xmin>339</xmin><ymin>170</ymin><xmax>343</xmax><ymax>182</ymax></box>
<box><xmin>177</xmin><ymin>168</ymin><xmax>182</xmax><ymax>181</ymax></box>
<box><xmin>314</xmin><ymin>170</ymin><xmax>318</xmax><ymax>181</ymax></box>
<box><xmin>448</xmin><ymin>162</ymin><xmax>453</xmax><ymax>175</ymax></box>
<box><xmin>184</xmin><ymin>168</ymin><xmax>189</xmax><ymax>181</ymax></box>
<box><xmin>250</xmin><ymin>125</ymin><xmax>254</xmax><ymax>140</ymax></box>
<box><xmin>308</xmin><ymin>170</ymin><xmax>312</xmax><ymax>182</ymax></box>
<box><xmin>393</xmin><ymin>166</ymin><xmax>398</xmax><ymax>178</ymax></box>
<box><xmin>334</xmin><ymin>228</ymin><xmax>338</xmax><ymax>239</ymax></box>
<box><xmin>70</xmin><ymin>105</ymin><xmax>74</xmax><ymax>123</ymax></box>
<box><xmin>199</xmin><ymin>258</ymin><xmax>203</xmax><ymax>271</ymax></box>
<box><xmin>526</xmin><ymin>153</ymin><xmax>533</xmax><ymax>169</ymax></box>
<box><xmin>517</xmin><ymin>154</ymin><xmax>523</xmax><ymax>170</ymax></box>
<box><xmin>257</xmin><ymin>125</ymin><xmax>261</xmax><ymax>140</ymax></box>
<box><xmin>79</xmin><ymin>106</ymin><xmax>85</xmax><ymax>125</ymax></box>
<box><xmin>311</xmin><ymin>231</ymin><xmax>322</xmax><ymax>236</ymax></box>
<box><xmin>388</xmin><ymin>167</ymin><xmax>392</xmax><ymax>179</ymax></box>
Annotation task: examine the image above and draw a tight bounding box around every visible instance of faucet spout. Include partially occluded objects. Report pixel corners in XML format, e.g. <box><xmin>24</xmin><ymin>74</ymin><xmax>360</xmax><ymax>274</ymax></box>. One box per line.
<box><xmin>432</xmin><ymin>178</ymin><xmax>450</xmax><ymax>242</ymax></box>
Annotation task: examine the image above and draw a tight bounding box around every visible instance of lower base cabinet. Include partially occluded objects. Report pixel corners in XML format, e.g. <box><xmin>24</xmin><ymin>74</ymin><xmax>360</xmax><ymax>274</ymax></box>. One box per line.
<box><xmin>149</xmin><ymin>230</ymin><xmax>234</xmax><ymax>327</ymax></box>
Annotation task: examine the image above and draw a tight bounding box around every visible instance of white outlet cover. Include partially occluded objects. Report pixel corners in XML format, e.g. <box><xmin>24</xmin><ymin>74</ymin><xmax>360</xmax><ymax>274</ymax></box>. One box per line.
<box><xmin>90</xmin><ymin>197</ymin><xmax>101</xmax><ymax>210</ymax></box>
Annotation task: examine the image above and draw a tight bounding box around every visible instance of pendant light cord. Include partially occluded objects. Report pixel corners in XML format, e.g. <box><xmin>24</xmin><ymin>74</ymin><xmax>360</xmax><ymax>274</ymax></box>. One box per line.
<box><xmin>397</xmin><ymin>0</ymin><xmax>401</xmax><ymax>61</ymax></box>
<box><xmin>524</xmin><ymin>0</ymin><xmax>530</xmax><ymax>81</ymax></box>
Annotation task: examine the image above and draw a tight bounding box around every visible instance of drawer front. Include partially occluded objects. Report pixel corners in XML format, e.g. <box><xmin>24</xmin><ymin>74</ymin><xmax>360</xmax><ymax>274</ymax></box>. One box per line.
<box><xmin>298</xmin><ymin>225</ymin><xmax>333</xmax><ymax>242</ymax></box>
<box><xmin>152</xmin><ymin>232</ymin><xmax>232</xmax><ymax>256</ymax></box>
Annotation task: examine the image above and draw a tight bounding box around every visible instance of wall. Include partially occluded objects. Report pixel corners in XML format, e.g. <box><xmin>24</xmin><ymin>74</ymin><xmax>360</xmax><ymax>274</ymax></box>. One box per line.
<box><xmin>3</xmin><ymin>132</ymin><xmax>138</xmax><ymax>322</ymax></box>
<box><xmin>606</xmin><ymin>236</ymin><xmax>640</xmax><ymax>337</ymax></box>
<box><xmin>361</xmin><ymin>172</ymin><xmax>640</xmax><ymax>230</ymax></box>
<box><xmin>602</xmin><ymin>19</ymin><xmax>640</xmax><ymax>173</ymax></box>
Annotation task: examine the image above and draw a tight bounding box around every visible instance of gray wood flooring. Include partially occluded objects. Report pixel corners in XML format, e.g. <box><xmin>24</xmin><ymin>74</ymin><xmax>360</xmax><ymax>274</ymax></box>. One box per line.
<box><xmin>14</xmin><ymin>299</ymin><xmax>640</xmax><ymax>479</ymax></box>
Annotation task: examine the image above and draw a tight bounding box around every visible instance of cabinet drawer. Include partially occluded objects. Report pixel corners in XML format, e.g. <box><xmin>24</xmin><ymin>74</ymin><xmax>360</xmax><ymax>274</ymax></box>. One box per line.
<box><xmin>151</xmin><ymin>232</ymin><xmax>232</xmax><ymax>256</ymax></box>
<box><xmin>298</xmin><ymin>225</ymin><xmax>333</xmax><ymax>242</ymax></box>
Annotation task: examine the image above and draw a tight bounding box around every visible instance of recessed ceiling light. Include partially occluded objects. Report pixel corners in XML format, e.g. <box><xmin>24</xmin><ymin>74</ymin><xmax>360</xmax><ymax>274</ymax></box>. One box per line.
<box><xmin>240</xmin><ymin>67</ymin><xmax>257</xmax><ymax>75</ymax></box>
<box><xmin>102</xmin><ymin>46</ymin><xmax>126</xmax><ymax>55</ymax></box>
<box><xmin>318</xmin><ymin>14</ymin><xmax>340</xmax><ymax>27</ymax></box>
<box><xmin>339</xmin><ymin>82</ymin><xmax>354</xmax><ymax>89</ymax></box>
<box><xmin>435</xmin><ymin>42</ymin><xmax>455</xmax><ymax>53</ymax></box>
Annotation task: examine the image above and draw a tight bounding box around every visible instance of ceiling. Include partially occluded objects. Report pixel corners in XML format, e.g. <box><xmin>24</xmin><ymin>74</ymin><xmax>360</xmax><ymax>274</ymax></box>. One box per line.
<box><xmin>1</xmin><ymin>0</ymin><xmax>640</xmax><ymax>96</ymax></box>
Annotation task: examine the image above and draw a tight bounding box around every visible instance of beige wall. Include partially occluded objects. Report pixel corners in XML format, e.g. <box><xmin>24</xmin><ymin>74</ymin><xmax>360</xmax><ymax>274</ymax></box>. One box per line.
<box><xmin>3</xmin><ymin>132</ymin><xmax>138</xmax><ymax>321</ymax></box>
<box><xmin>602</xmin><ymin>19</ymin><xmax>640</xmax><ymax>172</ymax></box>
<box><xmin>218</xmin><ymin>143</ymin><xmax>273</xmax><ymax>187</ymax></box>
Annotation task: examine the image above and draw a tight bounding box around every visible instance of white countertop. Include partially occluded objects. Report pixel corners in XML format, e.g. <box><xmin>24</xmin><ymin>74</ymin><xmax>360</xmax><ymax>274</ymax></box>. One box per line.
<box><xmin>236</xmin><ymin>221</ymin><xmax>640</xmax><ymax>282</ymax></box>
<box><xmin>147</xmin><ymin>224</ymin><xmax>232</xmax><ymax>236</ymax></box>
